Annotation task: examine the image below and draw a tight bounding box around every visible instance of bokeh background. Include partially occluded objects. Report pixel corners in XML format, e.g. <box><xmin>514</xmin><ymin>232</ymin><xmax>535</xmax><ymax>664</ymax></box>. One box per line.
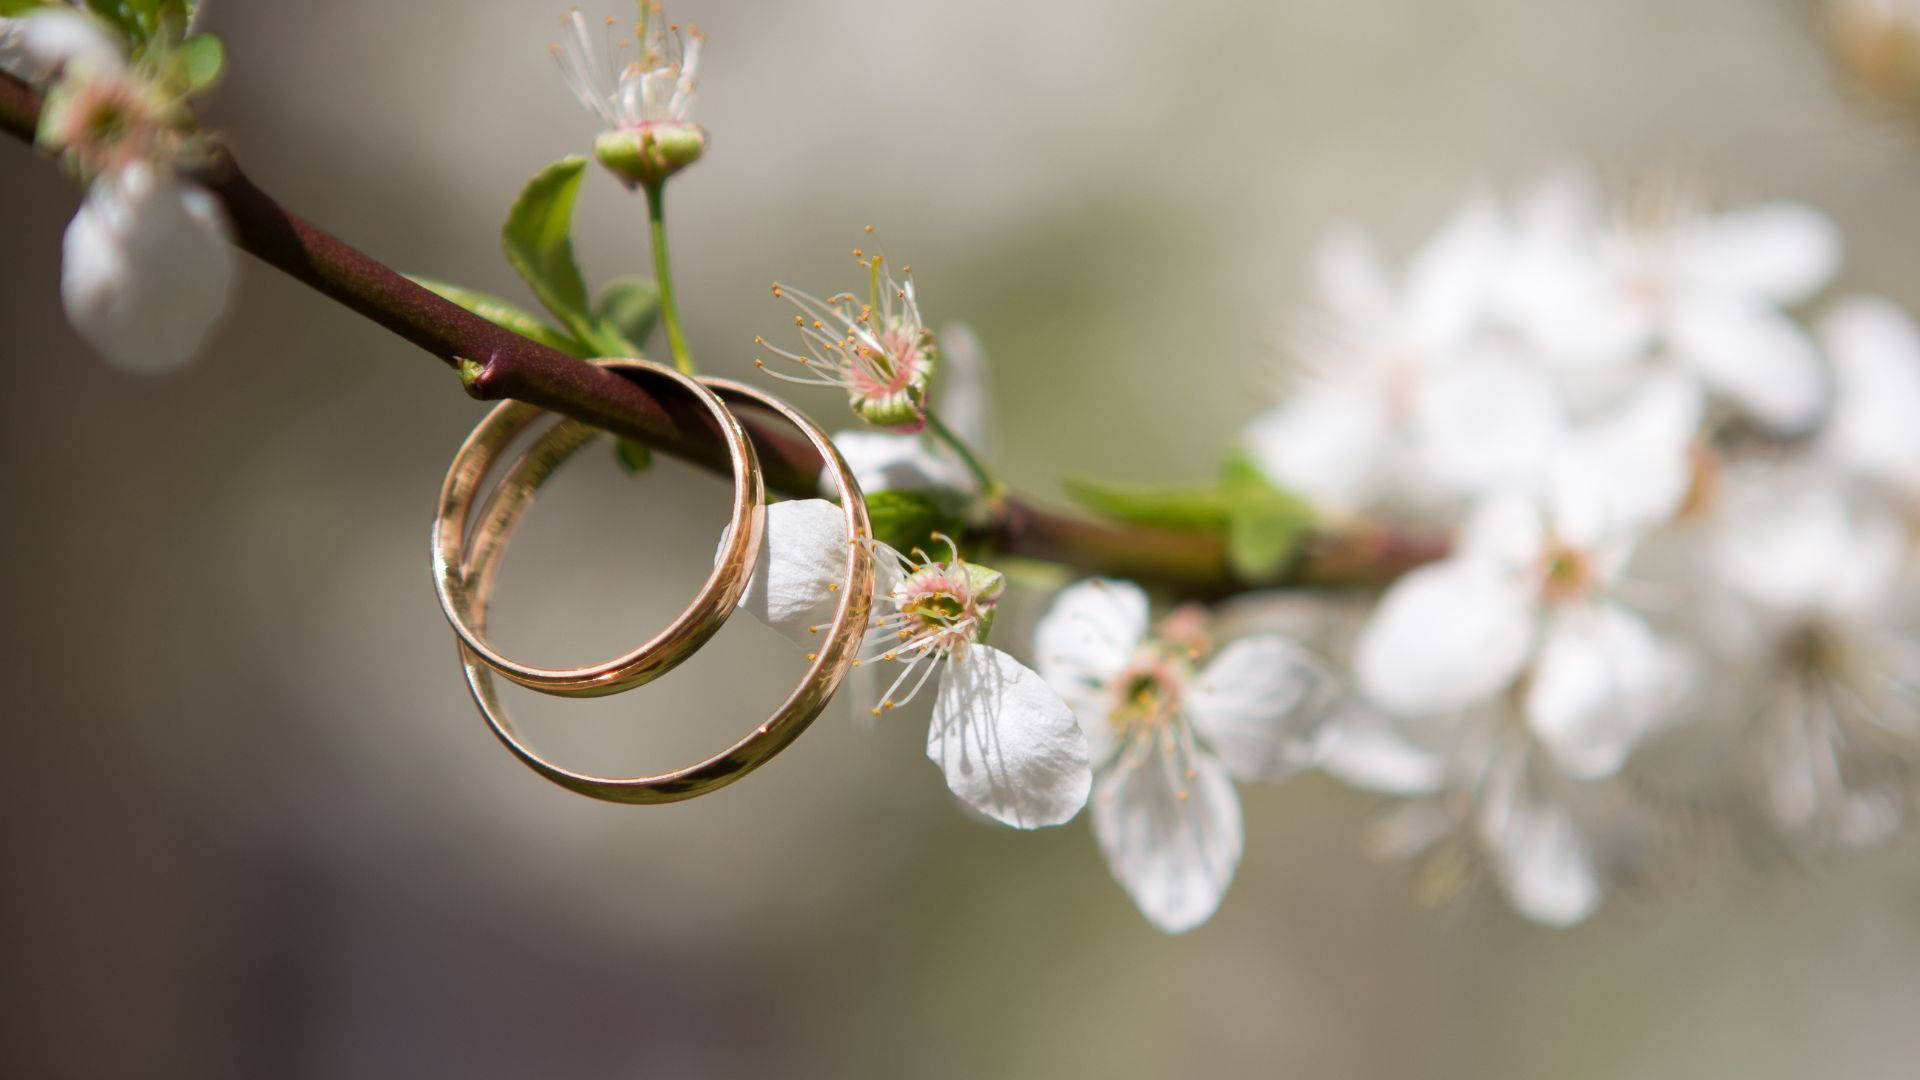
<box><xmin>6</xmin><ymin>0</ymin><xmax>1920</xmax><ymax>1076</ymax></box>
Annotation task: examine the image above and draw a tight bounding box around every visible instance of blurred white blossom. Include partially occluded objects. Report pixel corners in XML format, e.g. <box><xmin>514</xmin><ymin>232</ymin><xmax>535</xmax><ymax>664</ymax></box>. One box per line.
<box><xmin>62</xmin><ymin>160</ymin><xmax>233</xmax><ymax>372</ymax></box>
<box><xmin>18</xmin><ymin>10</ymin><xmax>235</xmax><ymax>373</ymax></box>
<box><xmin>1353</xmin><ymin>371</ymin><xmax>1699</xmax><ymax>781</ymax></box>
<box><xmin>1241</xmin><ymin>178</ymin><xmax>1917</xmax><ymax>924</ymax></box>
<box><xmin>1033</xmin><ymin>580</ymin><xmax>1335</xmax><ymax>931</ymax></box>
<box><xmin>0</xmin><ymin>6</ymin><xmax>122</xmax><ymax>85</ymax></box>
<box><xmin>1711</xmin><ymin>467</ymin><xmax>1919</xmax><ymax>849</ymax></box>
<box><xmin>1243</xmin><ymin>198</ymin><xmax>1550</xmax><ymax>514</ymax></box>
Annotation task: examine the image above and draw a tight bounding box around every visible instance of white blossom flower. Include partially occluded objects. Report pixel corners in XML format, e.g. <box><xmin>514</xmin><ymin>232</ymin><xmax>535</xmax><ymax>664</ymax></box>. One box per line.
<box><xmin>738</xmin><ymin>499</ymin><xmax>1091</xmax><ymax>829</ymax></box>
<box><xmin>1245</xmin><ymin>198</ymin><xmax>1564</xmax><ymax>513</ymax></box>
<box><xmin>553</xmin><ymin>4</ymin><xmax>706</xmax><ymax>184</ymax></box>
<box><xmin>60</xmin><ymin>159</ymin><xmax>234</xmax><ymax>372</ymax></box>
<box><xmin>1712</xmin><ymin>469</ymin><xmax>1919</xmax><ymax>849</ymax></box>
<box><xmin>1032</xmin><ymin>579</ymin><xmax>1337</xmax><ymax>932</ymax></box>
<box><xmin>0</xmin><ymin>6</ymin><xmax>122</xmax><ymax>86</ymax></box>
<box><xmin>758</xmin><ymin>253</ymin><xmax>936</xmax><ymax>430</ymax></box>
<box><xmin>1353</xmin><ymin>371</ymin><xmax>1701</xmax><ymax>780</ymax></box>
<box><xmin>1818</xmin><ymin>296</ymin><xmax>1920</xmax><ymax>503</ymax></box>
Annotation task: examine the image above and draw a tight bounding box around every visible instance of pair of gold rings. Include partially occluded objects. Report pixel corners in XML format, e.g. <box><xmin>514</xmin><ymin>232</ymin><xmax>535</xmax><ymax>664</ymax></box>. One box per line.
<box><xmin>431</xmin><ymin>359</ymin><xmax>874</xmax><ymax>803</ymax></box>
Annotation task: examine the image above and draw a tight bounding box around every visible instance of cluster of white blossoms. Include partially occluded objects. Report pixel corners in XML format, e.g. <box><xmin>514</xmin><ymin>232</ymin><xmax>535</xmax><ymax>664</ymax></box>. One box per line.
<box><xmin>1243</xmin><ymin>176</ymin><xmax>1920</xmax><ymax>925</ymax></box>
<box><xmin>748</xmin><ymin>176</ymin><xmax>1917</xmax><ymax>933</ymax></box>
<box><xmin>3</xmin><ymin>3</ymin><xmax>234</xmax><ymax>372</ymax></box>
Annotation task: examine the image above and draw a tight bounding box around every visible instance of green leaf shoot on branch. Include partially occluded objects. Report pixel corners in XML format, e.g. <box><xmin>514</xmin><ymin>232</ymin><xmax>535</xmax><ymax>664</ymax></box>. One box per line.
<box><xmin>863</xmin><ymin>489</ymin><xmax>965</xmax><ymax>556</ymax></box>
<box><xmin>1065</xmin><ymin>454</ymin><xmax>1315</xmax><ymax>584</ymax></box>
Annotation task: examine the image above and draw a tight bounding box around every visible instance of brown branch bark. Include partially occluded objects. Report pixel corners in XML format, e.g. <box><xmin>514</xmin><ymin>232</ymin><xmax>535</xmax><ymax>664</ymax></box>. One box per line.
<box><xmin>0</xmin><ymin>70</ymin><xmax>1443</xmax><ymax>596</ymax></box>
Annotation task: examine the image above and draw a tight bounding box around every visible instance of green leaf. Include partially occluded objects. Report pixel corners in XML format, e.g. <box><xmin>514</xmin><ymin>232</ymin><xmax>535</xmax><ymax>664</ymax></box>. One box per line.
<box><xmin>501</xmin><ymin>157</ymin><xmax>603</xmax><ymax>348</ymax></box>
<box><xmin>864</xmin><ymin>489</ymin><xmax>962</xmax><ymax>555</ymax></box>
<box><xmin>613</xmin><ymin>438</ymin><xmax>653</xmax><ymax>474</ymax></box>
<box><xmin>1218</xmin><ymin>452</ymin><xmax>1315</xmax><ymax>582</ymax></box>
<box><xmin>592</xmin><ymin>276</ymin><xmax>660</xmax><ymax>356</ymax></box>
<box><xmin>81</xmin><ymin>0</ymin><xmax>140</xmax><ymax>39</ymax></box>
<box><xmin>0</xmin><ymin>2</ymin><xmax>49</xmax><ymax>17</ymax></box>
<box><xmin>165</xmin><ymin>33</ymin><xmax>222</xmax><ymax>93</ymax></box>
<box><xmin>1069</xmin><ymin>454</ymin><xmax>1314</xmax><ymax>583</ymax></box>
<box><xmin>1226</xmin><ymin>497</ymin><xmax>1312</xmax><ymax>583</ymax></box>
<box><xmin>1061</xmin><ymin>477</ymin><xmax>1233</xmax><ymax>530</ymax></box>
<box><xmin>408</xmin><ymin>275</ymin><xmax>591</xmax><ymax>356</ymax></box>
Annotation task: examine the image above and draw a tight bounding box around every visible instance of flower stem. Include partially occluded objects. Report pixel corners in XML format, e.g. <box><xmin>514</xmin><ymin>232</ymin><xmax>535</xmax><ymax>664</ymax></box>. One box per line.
<box><xmin>924</xmin><ymin>408</ymin><xmax>1004</xmax><ymax>500</ymax></box>
<box><xmin>643</xmin><ymin>178</ymin><xmax>694</xmax><ymax>375</ymax></box>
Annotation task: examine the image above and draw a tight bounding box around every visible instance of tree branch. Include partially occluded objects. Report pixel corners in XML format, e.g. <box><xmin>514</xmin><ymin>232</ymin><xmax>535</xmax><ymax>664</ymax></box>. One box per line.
<box><xmin>0</xmin><ymin>70</ymin><xmax>1442</xmax><ymax>595</ymax></box>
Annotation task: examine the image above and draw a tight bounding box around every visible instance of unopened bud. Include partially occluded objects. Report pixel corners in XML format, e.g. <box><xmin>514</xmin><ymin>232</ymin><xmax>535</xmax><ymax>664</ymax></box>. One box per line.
<box><xmin>593</xmin><ymin>122</ymin><xmax>708</xmax><ymax>187</ymax></box>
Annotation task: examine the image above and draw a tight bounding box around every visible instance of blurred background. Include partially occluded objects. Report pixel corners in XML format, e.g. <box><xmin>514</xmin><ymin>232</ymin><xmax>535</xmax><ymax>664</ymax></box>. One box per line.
<box><xmin>6</xmin><ymin>0</ymin><xmax>1920</xmax><ymax>1075</ymax></box>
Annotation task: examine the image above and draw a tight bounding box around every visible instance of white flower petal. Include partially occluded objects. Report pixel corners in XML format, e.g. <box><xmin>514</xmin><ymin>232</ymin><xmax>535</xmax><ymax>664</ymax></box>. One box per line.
<box><xmin>1092</xmin><ymin>736</ymin><xmax>1243</xmax><ymax>933</ymax></box>
<box><xmin>1315</xmin><ymin>707</ymin><xmax>1449</xmax><ymax>796</ymax></box>
<box><xmin>1524</xmin><ymin>603</ymin><xmax>1669</xmax><ymax>780</ymax></box>
<box><xmin>816</xmin><ymin>430</ymin><xmax>970</xmax><ymax>499</ymax></box>
<box><xmin>1819</xmin><ymin>296</ymin><xmax>1920</xmax><ymax>499</ymax></box>
<box><xmin>1477</xmin><ymin>770</ymin><xmax>1601</xmax><ymax>927</ymax></box>
<box><xmin>1413</xmin><ymin>355</ymin><xmax>1566</xmax><ymax>499</ymax></box>
<box><xmin>735</xmin><ymin>498</ymin><xmax>850</xmax><ymax>648</ymax></box>
<box><xmin>1713</xmin><ymin>470</ymin><xmax>1907</xmax><ymax>623</ymax></box>
<box><xmin>934</xmin><ymin>321</ymin><xmax>994</xmax><ymax>456</ymax></box>
<box><xmin>1</xmin><ymin>9</ymin><xmax>123</xmax><ymax>84</ymax></box>
<box><xmin>926</xmin><ymin>645</ymin><xmax>1091</xmax><ymax>829</ymax></box>
<box><xmin>62</xmin><ymin>165</ymin><xmax>234</xmax><ymax>373</ymax></box>
<box><xmin>1032</xmin><ymin>578</ymin><xmax>1148</xmax><ymax>764</ymax></box>
<box><xmin>1354</xmin><ymin>559</ymin><xmax>1535</xmax><ymax>717</ymax></box>
<box><xmin>1402</xmin><ymin>194</ymin><xmax>1507</xmax><ymax>349</ymax></box>
<box><xmin>1671</xmin><ymin>296</ymin><xmax>1824</xmax><ymax>432</ymax></box>
<box><xmin>1186</xmin><ymin>635</ymin><xmax>1339</xmax><ymax>782</ymax></box>
<box><xmin>1548</xmin><ymin>369</ymin><xmax>1703</xmax><ymax>549</ymax></box>
<box><xmin>1675</xmin><ymin>201</ymin><xmax>1841</xmax><ymax>305</ymax></box>
<box><xmin>1242</xmin><ymin>384</ymin><xmax>1392</xmax><ymax>512</ymax></box>
<box><xmin>1456</xmin><ymin>493</ymin><xmax>1548</xmax><ymax>575</ymax></box>
<box><xmin>1310</xmin><ymin>224</ymin><xmax>1394</xmax><ymax>325</ymax></box>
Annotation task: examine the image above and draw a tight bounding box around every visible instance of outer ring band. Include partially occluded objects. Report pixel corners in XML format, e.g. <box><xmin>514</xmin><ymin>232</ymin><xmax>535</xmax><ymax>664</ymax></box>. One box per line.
<box><xmin>456</xmin><ymin>376</ymin><xmax>874</xmax><ymax>804</ymax></box>
<box><xmin>431</xmin><ymin>359</ymin><xmax>764</xmax><ymax>698</ymax></box>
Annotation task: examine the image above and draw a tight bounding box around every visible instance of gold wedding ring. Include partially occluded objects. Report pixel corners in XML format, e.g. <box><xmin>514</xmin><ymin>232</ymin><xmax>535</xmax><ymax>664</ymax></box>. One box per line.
<box><xmin>435</xmin><ymin>367</ymin><xmax>874</xmax><ymax>804</ymax></box>
<box><xmin>432</xmin><ymin>359</ymin><xmax>763</xmax><ymax>697</ymax></box>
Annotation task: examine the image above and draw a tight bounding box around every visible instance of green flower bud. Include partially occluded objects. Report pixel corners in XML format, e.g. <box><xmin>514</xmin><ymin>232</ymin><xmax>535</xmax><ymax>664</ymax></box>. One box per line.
<box><xmin>593</xmin><ymin>122</ymin><xmax>708</xmax><ymax>187</ymax></box>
